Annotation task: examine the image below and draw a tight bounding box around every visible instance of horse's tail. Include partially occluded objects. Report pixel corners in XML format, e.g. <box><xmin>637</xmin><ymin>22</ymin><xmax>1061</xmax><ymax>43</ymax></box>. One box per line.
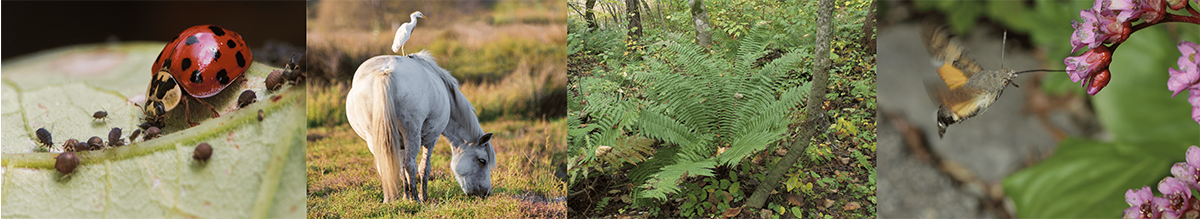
<box><xmin>369</xmin><ymin>59</ymin><xmax>406</xmax><ymax>202</ymax></box>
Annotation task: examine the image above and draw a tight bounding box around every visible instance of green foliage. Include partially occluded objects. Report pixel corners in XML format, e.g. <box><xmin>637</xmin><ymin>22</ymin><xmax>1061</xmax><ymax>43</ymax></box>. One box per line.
<box><xmin>307</xmin><ymin>83</ymin><xmax>349</xmax><ymax>127</ymax></box>
<box><xmin>1002</xmin><ymin>24</ymin><xmax>1200</xmax><ymax>217</ymax></box>
<box><xmin>567</xmin><ymin>26</ymin><xmax>810</xmax><ymax>205</ymax></box>
<box><xmin>568</xmin><ymin>18</ymin><xmax>626</xmax><ymax>60</ymax></box>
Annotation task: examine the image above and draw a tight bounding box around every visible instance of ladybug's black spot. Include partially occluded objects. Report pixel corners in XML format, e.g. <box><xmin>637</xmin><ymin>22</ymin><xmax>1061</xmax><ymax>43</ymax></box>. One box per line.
<box><xmin>156</xmin><ymin>77</ymin><xmax>177</xmax><ymax>99</ymax></box>
<box><xmin>227</xmin><ymin>39</ymin><xmax>237</xmax><ymax>49</ymax></box>
<box><xmin>207</xmin><ymin>25</ymin><xmax>226</xmax><ymax>36</ymax></box>
<box><xmin>186</xmin><ymin>36</ymin><xmax>199</xmax><ymax>46</ymax></box>
<box><xmin>181</xmin><ymin>58</ymin><xmax>192</xmax><ymax>71</ymax></box>
<box><xmin>162</xmin><ymin>59</ymin><xmax>172</xmax><ymax>70</ymax></box>
<box><xmin>214</xmin><ymin>50</ymin><xmax>221</xmax><ymax>60</ymax></box>
<box><xmin>236</xmin><ymin>51</ymin><xmax>246</xmax><ymax>68</ymax></box>
<box><xmin>191</xmin><ymin>70</ymin><xmax>204</xmax><ymax>84</ymax></box>
<box><xmin>216</xmin><ymin>69</ymin><xmax>231</xmax><ymax>85</ymax></box>
<box><xmin>154</xmin><ymin>50</ymin><xmax>164</xmax><ymax>64</ymax></box>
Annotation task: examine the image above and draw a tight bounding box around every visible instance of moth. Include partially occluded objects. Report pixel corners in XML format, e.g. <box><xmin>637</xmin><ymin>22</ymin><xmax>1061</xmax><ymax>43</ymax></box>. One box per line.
<box><xmin>921</xmin><ymin>20</ymin><xmax>1061</xmax><ymax>138</ymax></box>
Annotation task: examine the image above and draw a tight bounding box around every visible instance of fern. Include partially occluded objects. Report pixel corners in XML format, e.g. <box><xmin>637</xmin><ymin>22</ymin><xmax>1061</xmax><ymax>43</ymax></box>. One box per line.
<box><xmin>568</xmin><ymin>25</ymin><xmax>810</xmax><ymax>204</ymax></box>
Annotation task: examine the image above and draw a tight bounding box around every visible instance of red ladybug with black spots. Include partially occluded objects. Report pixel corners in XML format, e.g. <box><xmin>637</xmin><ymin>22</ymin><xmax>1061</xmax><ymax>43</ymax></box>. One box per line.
<box><xmin>144</xmin><ymin>25</ymin><xmax>252</xmax><ymax>126</ymax></box>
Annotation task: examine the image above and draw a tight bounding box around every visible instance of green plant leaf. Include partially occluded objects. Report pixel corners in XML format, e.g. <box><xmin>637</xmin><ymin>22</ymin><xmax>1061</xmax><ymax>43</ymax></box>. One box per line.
<box><xmin>1003</xmin><ymin>138</ymin><xmax>1173</xmax><ymax>218</ymax></box>
<box><xmin>2</xmin><ymin>42</ymin><xmax>306</xmax><ymax>218</ymax></box>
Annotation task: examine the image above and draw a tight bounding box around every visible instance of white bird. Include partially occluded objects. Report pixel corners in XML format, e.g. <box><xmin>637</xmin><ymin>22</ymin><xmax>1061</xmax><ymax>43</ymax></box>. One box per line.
<box><xmin>392</xmin><ymin>11</ymin><xmax>427</xmax><ymax>55</ymax></box>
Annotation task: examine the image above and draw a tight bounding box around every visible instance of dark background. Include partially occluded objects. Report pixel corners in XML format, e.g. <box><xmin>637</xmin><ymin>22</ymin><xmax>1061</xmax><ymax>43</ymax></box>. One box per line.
<box><xmin>2</xmin><ymin>1</ymin><xmax>306</xmax><ymax>61</ymax></box>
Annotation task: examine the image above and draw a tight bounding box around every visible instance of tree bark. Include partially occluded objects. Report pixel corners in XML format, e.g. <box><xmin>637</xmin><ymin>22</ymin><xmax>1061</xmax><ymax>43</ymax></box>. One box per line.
<box><xmin>689</xmin><ymin>0</ymin><xmax>712</xmax><ymax>48</ymax></box>
<box><xmin>586</xmin><ymin>0</ymin><xmax>598</xmax><ymax>29</ymax></box>
<box><xmin>626</xmin><ymin>0</ymin><xmax>642</xmax><ymax>42</ymax></box>
<box><xmin>743</xmin><ymin>0</ymin><xmax>835</xmax><ymax>209</ymax></box>
<box><xmin>859</xmin><ymin>0</ymin><xmax>877</xmax><ymax>54</ymax></box>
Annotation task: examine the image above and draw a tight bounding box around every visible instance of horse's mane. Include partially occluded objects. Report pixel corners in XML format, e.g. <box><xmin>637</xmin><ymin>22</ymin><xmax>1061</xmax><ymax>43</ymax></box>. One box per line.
<box><xmin>410</xmin><ymin>50</ymin><xmax>482</xmax><ymax>141</ymax></box>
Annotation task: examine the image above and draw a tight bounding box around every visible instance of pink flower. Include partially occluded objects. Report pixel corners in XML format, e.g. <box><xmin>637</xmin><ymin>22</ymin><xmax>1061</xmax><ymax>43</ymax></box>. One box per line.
<box><xmin>1158</xmin><ymin>177</ymin><xmax>1192</xmax><ymax>219</ymax></box>
<box><xmin>1170</xmin><ymin>41</ymin><xmax>1200</xmax><ymax>96</ymax></box>
<box><xmin>1140</xmin><ymin>0</ymin><xmax>1168</xmax><ymax>23</ymax></box>
<box><xmin>1066</xmin><ymin>46</ymin><xmax>1113</xmax><ymax>83</ymax></box>
<box><xmin>1071</xmin><ymin>10</ymin><xmax>1105</xmax><ymax>53</ymax></box>
<box><xmin>1190</xmin><ymin>89</ymin><xmax>1200</xmax><ymax>123</ymax></box>
<box><xmin>1125</xmin><ymin>186</ymin><xmax>1164</xmax><ymax>219</ymax></box>
<box><xmin>1106</xmin><ymin>0</ymin><xmax>1144</xmax><ymax>21</ymax></box>
<box><xmin>1176</xmin><ymin>147</ymin><xmax>1200</xmax><ymax>190</ymax></box>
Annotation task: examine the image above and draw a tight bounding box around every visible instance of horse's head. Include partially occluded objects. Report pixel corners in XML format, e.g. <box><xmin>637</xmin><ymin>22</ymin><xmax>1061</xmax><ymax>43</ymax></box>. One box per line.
<box><xmin>450</xmin><ymin>132</ymin><xmax>496</xmax><ymax>197</ymax></box>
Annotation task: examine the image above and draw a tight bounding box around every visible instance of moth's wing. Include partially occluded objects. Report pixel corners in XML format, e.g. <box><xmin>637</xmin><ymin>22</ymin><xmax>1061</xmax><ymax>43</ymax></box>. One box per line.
<box><xmin>924</xmin><ymin>78</ymin><xmax>984</xmax><ymax>118</ymax></box>
<box><xmin>922</xmin><ymin>19</ymin><xmax>983</xmax><ymax>90</ymax></box>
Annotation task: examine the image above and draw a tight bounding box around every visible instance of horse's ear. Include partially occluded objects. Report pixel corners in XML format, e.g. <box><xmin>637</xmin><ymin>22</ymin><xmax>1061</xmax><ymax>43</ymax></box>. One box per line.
<box><xmin>478</xmin><ymin>133</ymin><xmax>494</xmax><ymax>145</ymax></box>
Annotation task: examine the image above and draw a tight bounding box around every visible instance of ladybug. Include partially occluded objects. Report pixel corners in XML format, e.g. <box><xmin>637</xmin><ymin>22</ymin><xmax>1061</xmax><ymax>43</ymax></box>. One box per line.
<box><xmin>145</xmin><ymin>25</ymin><xmax>253</xmax><ymax>126</ymax></box>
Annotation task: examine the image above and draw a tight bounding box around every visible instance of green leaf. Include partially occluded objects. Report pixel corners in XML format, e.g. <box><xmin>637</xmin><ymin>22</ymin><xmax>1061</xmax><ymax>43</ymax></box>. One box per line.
<box><xmin>1094</xmin><ymin>27</ymin><xmax>1199</xmax><ymax>146</ymax></box>
<box><xmin>2</xmin><ymin>42</ymin><xmax>306</xmax><ymax>218</ymax></box>
<box><xmin>1006</xmin><ymin>25</ymin><xmax>1200</xmax><ymax>218</ymax></box>
<box><xmin>1004</xmin><ymin>138</ymin><xmax>1174</xmax><ymax>218</ymax></box>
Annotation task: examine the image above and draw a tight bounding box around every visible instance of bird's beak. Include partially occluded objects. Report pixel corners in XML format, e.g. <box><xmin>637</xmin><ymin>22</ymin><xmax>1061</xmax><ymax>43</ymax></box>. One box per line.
<box><xmin>421</xmin><ymin>15</ymin><xmax>427</xmax><ymax>19</ymax></box>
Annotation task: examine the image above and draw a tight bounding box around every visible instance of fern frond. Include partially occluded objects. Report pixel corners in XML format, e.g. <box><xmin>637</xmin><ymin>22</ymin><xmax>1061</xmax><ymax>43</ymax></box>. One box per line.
<box><xmin>639</xmin><ymin>158</ymin><xmax>716</xmax><ymax>201</ymax></box>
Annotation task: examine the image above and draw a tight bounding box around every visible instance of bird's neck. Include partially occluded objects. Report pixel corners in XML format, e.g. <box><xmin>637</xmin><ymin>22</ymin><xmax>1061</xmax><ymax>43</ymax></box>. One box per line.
<box><xmin>410</xmin><ymin>15</ymin><xmax>419</xmax><ymax>25</ymax></box>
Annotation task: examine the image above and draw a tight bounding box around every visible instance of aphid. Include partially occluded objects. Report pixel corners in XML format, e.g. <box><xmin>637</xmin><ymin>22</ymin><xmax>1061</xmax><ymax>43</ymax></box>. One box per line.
<box><xmin>129</xmin><ymin>129</ymin><xmax>142</xmax><ymax>143</ymax></box>
<box><xmin>266</xmin><ymin>70</ymin><xmax>285</xmax><ymax>92</ymax></box>
<box><xmin>93</xmin><ymin>111</ymin><xmax>108</xmax><ymax>122</ymax></box>
<box><xmin>257</xmin><ymin>109</ymin><xmax>264</xmax><ymax>121</ymax></box>
<box><xmin>73</xmin><ymin>141</ymin><xmax>89</xmax><ymax>152</ymax></box>
<box><xmin>56</xmin><ymin>152</ymin><xmax>81</xmax><ymax>176</ymax></box>
<box><xmin>87</xmin><ymin>136</ymin><xmax>104</xmax><ymax>150</ymax></box>
<box><xmin>237</xmin><ymin>90</ymin><xmax>256</xmax><ymax>108</ymax></box>
<box><xmin>282</xmin><ymin>53</ymin><xmax>304</xmax><ymax>82</ymax></box>
<box><xmin>35</xmin><ymin>128</ymin><xmax>53</xmax><ymax>149</ymax></box>
<box><xmin>193</xmin><ymin>142</ymin><xmax>212</xmax><ymax>162</ymax></box>
<box><xmin>62</xmin><ymin>139</ymin><xmax>79</xmax><ymax>152</ymax></box>
<box><xmin>108</xmin><ymin>127</ymin><xmax>124</xmax><ymax>147</ymax></box>
<box><xmin>144</xmin><ymin>127</ymin><xmax>161</xmax><ymax>141</ymax></box>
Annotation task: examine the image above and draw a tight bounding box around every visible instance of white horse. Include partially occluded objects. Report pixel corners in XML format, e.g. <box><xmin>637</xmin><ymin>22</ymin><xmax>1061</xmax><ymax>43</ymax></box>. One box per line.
<box><xmin>346</xmin><ymin>50</ymin><xmax>496</xmax><ymax>203</ymax></box>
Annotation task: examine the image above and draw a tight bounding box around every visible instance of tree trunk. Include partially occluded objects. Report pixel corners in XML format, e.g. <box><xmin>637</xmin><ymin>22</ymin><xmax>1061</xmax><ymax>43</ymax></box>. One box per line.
<box><xmin>859</xmin><ymin>0</ymin><xmax>877</xmax><ymax>54</ymax></box>
<box><xmin>743</xmin><ymin>0</ymin><xmax>835</xmax><ymax>209</ymax></box>
<box><xmin>626</xmin><ymin>0</ymin><xmax>642</xmax><ymax>42</ymax></box>
<box><xmin>586</xmin><ymin>0</ymin><xmax>598</xmax><ymax>29</ymax></box>
<box><xmin>689</xmin><ymin>0</ymin><xmax>712</xmax><ymax>48</ymax></box>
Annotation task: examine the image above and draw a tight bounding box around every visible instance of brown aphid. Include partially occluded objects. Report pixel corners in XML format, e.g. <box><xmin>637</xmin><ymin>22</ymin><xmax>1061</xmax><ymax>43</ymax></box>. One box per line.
<box><xmin>93</xmin><ymin>109</ymin><xmax>108</xmax><ymax>119</ymax></box>
<box><xmin>266</xmin><ymin>70</ymin><xmax>285</xmax><ymax>92</ymax></box>
<box><xmin>56</xmin><ymin>151</ymin><xmax>80</xmax><ymax>175</ymax></box>
<box><xmin>129</xmin><ymin>129</ymin><xmax>142</xmax><ymax>143</ymax></box>
<box><xmin>193</xmin><ymin>143</ymin><xmax>213</xmax><ymax>162</ymax></box>
<box><xmin>87</xmin><ymin>136</ymin><xmax>104</xmax><ymax>150</ymax></box>
<box><xmin>238</xmin><ymin>90</ymin><xmax>257</xmax><ymax>108</ymax></box>
<box><xmin>35</xmin><ymin>128</ymin><xmax>53</xmax><ymax>148</ymax></box>
<box><xmin>62</xmin><ymin>139</ymin><xmax>79</xmax><ymax>152</ymax></box>
<box><xmin>108</xmin><ymin>127</ymin><xmax>124</xmax><ymax>147</ymax></box>
<box><xmin>72</xmin><ymin>141</ymin><xmax>88</xmax><ymax>152</ymax></box>
<box><xmin>144</xmin><ymin>127</ymin><xmax>161</xmax><ymax>140</ymax></box>
<box><xmin>73</xmin><ymin>141</ymin><xmax>89</xmax><ymax>152</ymax></box>
<box><xmin>257</xmin><ymin>109</ymin><xmax>264</xmax><ymax>121</ymax></box>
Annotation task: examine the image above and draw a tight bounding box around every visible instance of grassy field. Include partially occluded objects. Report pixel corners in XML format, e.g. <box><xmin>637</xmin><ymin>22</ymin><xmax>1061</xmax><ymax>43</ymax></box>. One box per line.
<box><xmin>306</xmin><ymin>118</ymin><xmax>566</xmax><ymax>218</ymax></box>
<box><xmin>305</xmin><ymin>0</ymin><xmax>567</xmax><ymax>218</ymax></box>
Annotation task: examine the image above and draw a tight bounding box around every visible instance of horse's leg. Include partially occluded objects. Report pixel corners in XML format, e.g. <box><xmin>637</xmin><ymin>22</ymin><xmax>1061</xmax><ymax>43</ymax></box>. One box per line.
<box><xmin>419</xmin><ymin>135</ymin><xmax>437</xmax><ymax>202</ymax></box>
<box><xmin>403</xmin><ymin>121</ymin><xmax>425</xmax><ymax>203</ymax></box>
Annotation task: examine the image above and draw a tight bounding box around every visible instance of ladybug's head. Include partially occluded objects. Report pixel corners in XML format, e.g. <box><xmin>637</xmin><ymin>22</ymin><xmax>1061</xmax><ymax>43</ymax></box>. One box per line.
<box><xmin>144</xmin><ymin>69</ymin><xmax>182</xmax><ymax>123</ymax></box>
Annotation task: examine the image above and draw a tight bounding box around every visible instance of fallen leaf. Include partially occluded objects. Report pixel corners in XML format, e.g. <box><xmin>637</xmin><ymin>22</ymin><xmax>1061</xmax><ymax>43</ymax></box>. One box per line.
<box><xmin>843</xmin><ymin>201</ymin><xmax>861</xmax><ymax>210</ymax></box>
<box><xmin>786</xmin><ymin>193</ymin><xmax>805</xmax><ymax>206</ymax></box>
<box><xmin>824</xmin><ymin>199</ymin><xmax>836</xmax><ymax>209</ymax></box>
<box><xmin>840</xmin><ymin>157</ymin><xmax>850</xmax><ymax>165</ymax></box>
<box><xmin>775</xmin><ymin>148</ymin><xmax>788</xmax><ymax>156</ymax></box>
<box><xmin>595</xmin><ymin>145</ymin><xmax>612</xmax><ymax>157</ymax></box>
<box><xmin>722</xmin><ymin>207</ymin><xmax>743</xmax><ymax>218</ymax></box>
